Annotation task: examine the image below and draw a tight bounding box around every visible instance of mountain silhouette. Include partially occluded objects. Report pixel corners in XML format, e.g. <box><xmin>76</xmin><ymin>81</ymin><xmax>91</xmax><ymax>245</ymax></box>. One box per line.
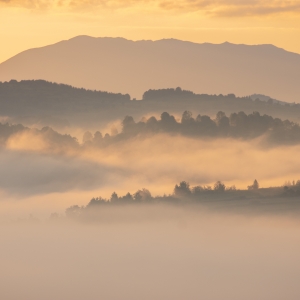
<box><xmin>0</xmin><ymin>36</ymin><xmax>299</xmax><ymax>102</ymax></box>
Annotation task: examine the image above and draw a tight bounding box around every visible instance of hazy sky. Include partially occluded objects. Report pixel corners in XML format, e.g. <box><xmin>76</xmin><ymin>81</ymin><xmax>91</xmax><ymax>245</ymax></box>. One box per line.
<box><xmin>1</xmin><ymin>0</ymin><xmax>300</xmax><ymax>63</ymax></box>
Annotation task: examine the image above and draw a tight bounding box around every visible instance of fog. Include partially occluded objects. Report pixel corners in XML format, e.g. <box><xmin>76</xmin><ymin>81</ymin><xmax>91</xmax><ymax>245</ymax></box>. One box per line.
<box><xmin>1</xmin><ymin>133</ymin><xmax>300</xmax><ymax>219</ymax></box>
<box><xmin>1</xmin><ymin>208</ymin><xmax>300</xmax><ymax>300</ymax></box>
<box><xmin>2</xmin><ymin>130</ymin><xmax>300</xmax><ymax>299</ymax></box>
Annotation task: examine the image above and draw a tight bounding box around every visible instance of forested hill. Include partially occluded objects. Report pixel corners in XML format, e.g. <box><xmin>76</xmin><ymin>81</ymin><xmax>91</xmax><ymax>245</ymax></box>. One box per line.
<box><xmin>65</xmin><ymin>180</ymin><xmax>300</xmax><ymax>220</ymax></box>
<box><xmin>1</xmin><ymin>110</ymin><xmax>300</xmax><ymax>151</ymax></box>
<box><xmin>86</xmin><ymin>111</ymin><xmax>300</xmax><ymax>146</ymax></box>
<box><xmin>1</xmin><ymin>80</ymin><xmax>300</xmax><ymax>129</ymax></box>
<box><xmin>0</xmin><ymin>80</ymin><xmax>130</xmax><ymax>114</ymax></box>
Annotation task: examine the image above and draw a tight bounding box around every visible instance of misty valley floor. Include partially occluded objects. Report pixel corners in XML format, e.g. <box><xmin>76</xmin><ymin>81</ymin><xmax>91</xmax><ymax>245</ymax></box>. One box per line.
<box><xmin>1</xmin><ymin>205</ymin><xmax>300</xmax><ymax>300</ymax></box>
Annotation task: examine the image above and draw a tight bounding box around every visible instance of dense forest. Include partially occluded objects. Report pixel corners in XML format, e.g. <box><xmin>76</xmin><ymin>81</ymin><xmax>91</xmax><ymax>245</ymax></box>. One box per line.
<box><xmin>1</xmin><ymin>110</ymin><xmax>300</xmax><ymax>148</ymax></box>
<box><xmin>85</xmin><ymin>111</ymin><xmax>300</xmax><ymax>146</ymax></box>
<box><xmin>1</xmin><ymin>80</ymin><xmax>300</xmax><ymax>129</ymax></box>
<box><xmin>64</xmin><ymin>179</ymin><xmax>300</xmax><ymax>219</ymax></box>
<box><xmin>0</xmin><ymin>122</ymin><xmax>77</xmax><ymax>149</ymax></box>
<box><xmin>0</xmin><ymin>80</ymin><xmax>130</xmax><ymax>113</ymax></box>
<box><xmin>143</xmin><ymin>87</ymin><xmax>237</xmax><ymax>101</ymax></box>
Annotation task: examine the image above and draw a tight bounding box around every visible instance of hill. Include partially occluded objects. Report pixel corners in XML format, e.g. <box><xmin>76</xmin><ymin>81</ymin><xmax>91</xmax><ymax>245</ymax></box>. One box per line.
<box><xmin>1</xmin><ymin>81</ymin><xmax>300</xmax><ymax>130</ymax></box>
<box><xmin>0</xmin><ymin>36</ymin><xmax>299</xmax><ymax>102</ymax></box>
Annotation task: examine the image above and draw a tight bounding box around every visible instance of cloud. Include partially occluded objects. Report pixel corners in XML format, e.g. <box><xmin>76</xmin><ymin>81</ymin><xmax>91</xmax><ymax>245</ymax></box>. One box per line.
<box><xmin>0</xmin><ymin>149</ymin><xmax>119</xmax><ymax>195</ymax></box>
<box><xmin>0</xmin><ymin>0</ymin><xmax>152</xmax><ymax>10</ymax></box>
<box><xmin>2</xmin><ymin>133</ymin><xmax>300</xmax><ymax>198</ymax></box>
<box><xmin>159</xmin><ymin>0</ymin><xmax>300</xmax><ymax>16</ymax></box>
<box><xmin>1</xmin><ymin>0</ymin><xmax>300</xmax><ymax>17</ymax></box>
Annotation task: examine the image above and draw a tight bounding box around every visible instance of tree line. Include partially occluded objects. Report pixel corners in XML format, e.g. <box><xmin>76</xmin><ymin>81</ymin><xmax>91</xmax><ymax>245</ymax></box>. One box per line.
<box><xmin>65</xmin><ymin>179</ymin><xmax>300</xmax><ymax>217</ymax></box>
<box><xmin>0</xmin><ymin>80</ymin><xmax>130</xmax><ymax>115</ymax></box>
<box><xmin>83</xmin><ymin>110</ymin><xmax>300</xmax><ymax>146</ymax></box>
<box><xmin>1</xmin><ymin>109</ymin><xmax>300</xmax><ymax>150</ymax></box>
<box><xmin>0</xmin><ymin>122</ymin><xmax>77</xmax><ymax>148</ymax></box>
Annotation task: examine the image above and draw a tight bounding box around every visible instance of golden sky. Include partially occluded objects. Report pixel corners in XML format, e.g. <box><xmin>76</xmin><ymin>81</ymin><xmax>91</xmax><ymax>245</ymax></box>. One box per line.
<box><xmin>1</xmin><ymin>0</ymin><xmax>300</xmax><ymax>63</ymax></box>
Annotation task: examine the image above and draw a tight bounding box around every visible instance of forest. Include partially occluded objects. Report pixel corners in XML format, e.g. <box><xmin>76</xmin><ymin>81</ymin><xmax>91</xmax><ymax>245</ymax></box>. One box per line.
<box><xmin>85</xmin><ymin>110</ymin><xmax>300</xmax><ymax>146</ymax></box>
<box><xmin>1</xmin><ymin>80</ymin><xmax>300</xmax><ymax>130</ymax></box>
<box><xmin>0</xmin><ymin>80</ymin><xmax>130</xmax><ymax>113</ymax></box>
<box><xmin>2</xmin><ymin>109</ymin><xmax>300</xmax><ymax>148</ymax></box>
<box><xmin>64</xmin><ymin>179</ymin><xmax>300</xmax><ymax>219</ymax></box>
<box><xmin>0</xmin><ymin>122</ymin><xmax>78</xmax><ymax>152</ymax></box>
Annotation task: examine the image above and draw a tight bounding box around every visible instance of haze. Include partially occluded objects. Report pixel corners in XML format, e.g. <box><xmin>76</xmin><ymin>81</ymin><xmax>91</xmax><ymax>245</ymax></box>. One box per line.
<box><xmin>1</xmin><ymin>37</ymin><xmax>300</xmax><ymax>101</ymax></box>
<box><xmin>1</xmin><ymin>0</ymin><xmax>300</xmax><ymax>64</ymax></box>
<box><xmin>2</xmin><ymin>1</ymin><xmax>300</xmax><ymax>298</ymax></box>
<box><xmin>1</xmin><ymin>134</ymin><xmax>300</xmax><ymax>219</ymax></box>
<box><xmin>1</xmin><ymin>209</ymin><xmax>300</xmax><ymax>300</ymax></box>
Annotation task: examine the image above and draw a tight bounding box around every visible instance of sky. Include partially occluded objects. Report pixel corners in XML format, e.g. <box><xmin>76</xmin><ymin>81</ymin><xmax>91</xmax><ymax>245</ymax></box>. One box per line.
<box><xmin>1</xmin><ymin>0</ymin><xmax>300</xmax><ymax>63</ymax></box>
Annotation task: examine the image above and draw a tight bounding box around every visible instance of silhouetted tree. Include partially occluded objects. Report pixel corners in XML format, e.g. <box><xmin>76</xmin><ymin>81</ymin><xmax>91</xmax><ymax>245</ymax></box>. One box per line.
<box><xmin>83</xmin><ymin>131</ymin><xmax>93</xmax><ymax>143</ymax></box>
<box><xmin>122</xmin><ymin>116</ymin><xmax>135</xmax><ymax>130</ymax></box>
<box><xmin>226</xmin><ymin>185</ymin><xmax>236</xmax><ymax>191</ymax></box>
<box><xmin>110</xmin><ymin>192</ymin><xmax>119</xmax><ymax>203</ymax></box>
<box><xmin>181</xmin><ymin>111</ymin><xmax>193</xmax><ymax>123</ymax></box>
<box><xmin>216</xmin><ymin>111</ymin><xmax>230</xmax><ymax>135</ymax></box>
<box><xmin>134</xmin><ymin>189</ymin><xmax>152</xmax><ymax>202</ymax></box>
<box><xmin>146</xmin><ymin>116</ymin><xmax>159</xmax><ymax>132</ymax></box>
<box><xmin>142</xmin><ymin>87</ymin><xmax>194</xmax><ymax>101</ymax></box>
<box><xmin>65</xmin><ymin>205</ymin><xmax>82</xmax><ymax>218</ymax></box>
<box><xmin>120</xmin><ymin>192</ymin><xmax>134</xmax><ymax>203</ymax></box>
<box><xmin>174</xmin><ymin>181</ymin><xmax>191</xmax><ymax>197</ymax></box>
<box><xmin>87</xmin><ymin>197</ymin><xmax>107</xmax><ymax>207</ymax></box>
<box><xmin>160</xmin><ymin>112</ymin><xmax>178</xmax><ymax>132</ymax></box>
<box><xmin>192</xmin><ymin>186</ymin><xmax>204</xmax><ymax>194</ymax></box>
<box><xmin>214</xmin><ymin>181</ymin><xmax>226</xmax><ymax>192</ymax></box>
<box><xmin>248</xmin><ymin>179</ymin><xmax>259</xmax><ymax>190</ymax></box>
<box><xmin>93</xmin><ymin>131</ymin><xmax>103</xmax><ymax>145</ymax></box>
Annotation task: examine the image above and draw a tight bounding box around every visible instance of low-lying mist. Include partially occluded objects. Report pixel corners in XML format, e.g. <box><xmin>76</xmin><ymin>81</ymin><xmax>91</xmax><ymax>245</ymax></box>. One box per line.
<box><xmin>1</xmin><ymin>133</ymin><xmax>300</xmax><ymax>219</ymax></box>
<box><xmin>1</xmin><ymin>208</ymin><xmax>300</xmax><ymax>300</ymax></box>
<box><xmin>2</xmin><ymin>120</ymin><xmax>300</xmax><ymax>300</ymax></box>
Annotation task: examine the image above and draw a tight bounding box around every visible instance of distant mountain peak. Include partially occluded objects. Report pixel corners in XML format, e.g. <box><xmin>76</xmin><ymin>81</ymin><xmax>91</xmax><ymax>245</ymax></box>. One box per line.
<box><xmin>0</xmin><ymin>36</ymin><xmax>299</xmax><ymax>102</ymax></box>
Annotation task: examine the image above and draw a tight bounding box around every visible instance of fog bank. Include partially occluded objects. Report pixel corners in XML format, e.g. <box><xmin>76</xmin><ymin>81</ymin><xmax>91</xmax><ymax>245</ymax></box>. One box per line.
<box><xmin>1</xmin><ymin>210</ymin><xmax>300</xmax><ymax>300</ymax></box>
<box><xmin>2</xmin><ymin>134</ymin><xmax>300</xmax><ymax>218</ymax></box>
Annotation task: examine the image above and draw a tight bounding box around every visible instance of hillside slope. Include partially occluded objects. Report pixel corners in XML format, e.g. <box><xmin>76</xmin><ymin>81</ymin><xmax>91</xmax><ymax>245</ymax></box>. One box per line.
<box><xmin>0</xmin><ymin>36</ymin><xmax>299</xmax><ymax>102</ymax></box>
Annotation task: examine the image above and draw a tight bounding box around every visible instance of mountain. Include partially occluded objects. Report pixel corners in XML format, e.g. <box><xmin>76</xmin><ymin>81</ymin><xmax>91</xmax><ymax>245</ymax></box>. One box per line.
<box><xmin>0</xmin><ymin>36</ymin><xmax>299</xmax><ymax>102</ymax></box>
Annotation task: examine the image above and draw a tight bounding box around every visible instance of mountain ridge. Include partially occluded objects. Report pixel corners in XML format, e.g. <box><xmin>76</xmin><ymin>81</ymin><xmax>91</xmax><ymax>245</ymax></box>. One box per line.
<box><xmin>0</xmin><ymin>36</ymin><xmax>299</xmax><ymax>102</ymax></box>
<box><xmin>3</xmin><ymin>35</ymin><xmax>296</xmax><ymax>63</ymax></box>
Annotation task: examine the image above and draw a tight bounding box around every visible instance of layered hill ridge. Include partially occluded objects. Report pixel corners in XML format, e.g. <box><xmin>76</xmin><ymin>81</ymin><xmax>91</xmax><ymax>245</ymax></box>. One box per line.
<box><xmin>0</xmin><ymin>36</ymin><xmax>299</xmax><ymax>102</ymax></box>
<box><xmin>1</xmin><ymin>80</ymin><xmax>300</xmax><ymax>131</ymax></box>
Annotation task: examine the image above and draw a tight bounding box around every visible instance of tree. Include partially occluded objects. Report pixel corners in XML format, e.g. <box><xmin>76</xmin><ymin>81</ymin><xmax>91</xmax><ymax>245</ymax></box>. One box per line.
<box><xmin>120</xmin><ymin>192</ymin><xmax>134</xmax><ymax>203</ymax></box>
<box><xmin>248</xmin><ymin>179</ymin><xmax>259</xmax><ymax>190</ymax></box>
<box><xmin>82</xmin><ymin>131</ymin><xmax>93</xmax><ymax>143</ymax></box>
<box><xmin>110</xmin><ymin>192</ymin><xmax>119</xmax><ymax>203</ymax></box>
<box><xmin>160</xmin><ymin>112</ymin><xmax>178</xmax><ymax>131</ymax></box>
<box><xmin>226</xmin><ymin>185</ymin><xmax>236</xmax><ymax>191</ymax></box>
<box><xmin>213</xmin><ymin>181</ymin><xmax>226</xmax><ymax>192</ymax></box>
<box><xmin>215</xmin><ymin>111</ymin><xmax>230</xmax><ymax>135</ymax></box>
<box><xmin>181</xmin><ymin>111</ymin><xmax>193</xmax><ymax>123</ymax></box>
<box><xmin>174</xmin><ymin>181</ymin><xmax>191</xmax><ymax>197</ymax></box>
<box><xmin>215</xmin><ymin>111</ymin><xmax>226</xmax><ymax>126</ymax></box>
<box><xmin>192</xmin><ymin>186</ymin><xmax>204</xmax><ymax>194</ymax></box>
<box><xmin>87</xmin><ymin>197</ymin><xmax>107</xmax><ymax>207</ymax></box>
<box><xmin>93</xmin><ymin>131</ymin><xmax>103</xmax><ymax>143</ymax></box>
<box><xmin>122</xmin><ymin>116</ymin><xmax>135</xmax><ymax>131</ymax></box>
<box><xmin>65</xmin><ymin>205</ymin><xmax>82</xmax><ymax>218</ymax></box>
<box><xmin>134</xmin><ymin>189</ymin><xmax>152</xmax><ymax>202</ymax></box>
